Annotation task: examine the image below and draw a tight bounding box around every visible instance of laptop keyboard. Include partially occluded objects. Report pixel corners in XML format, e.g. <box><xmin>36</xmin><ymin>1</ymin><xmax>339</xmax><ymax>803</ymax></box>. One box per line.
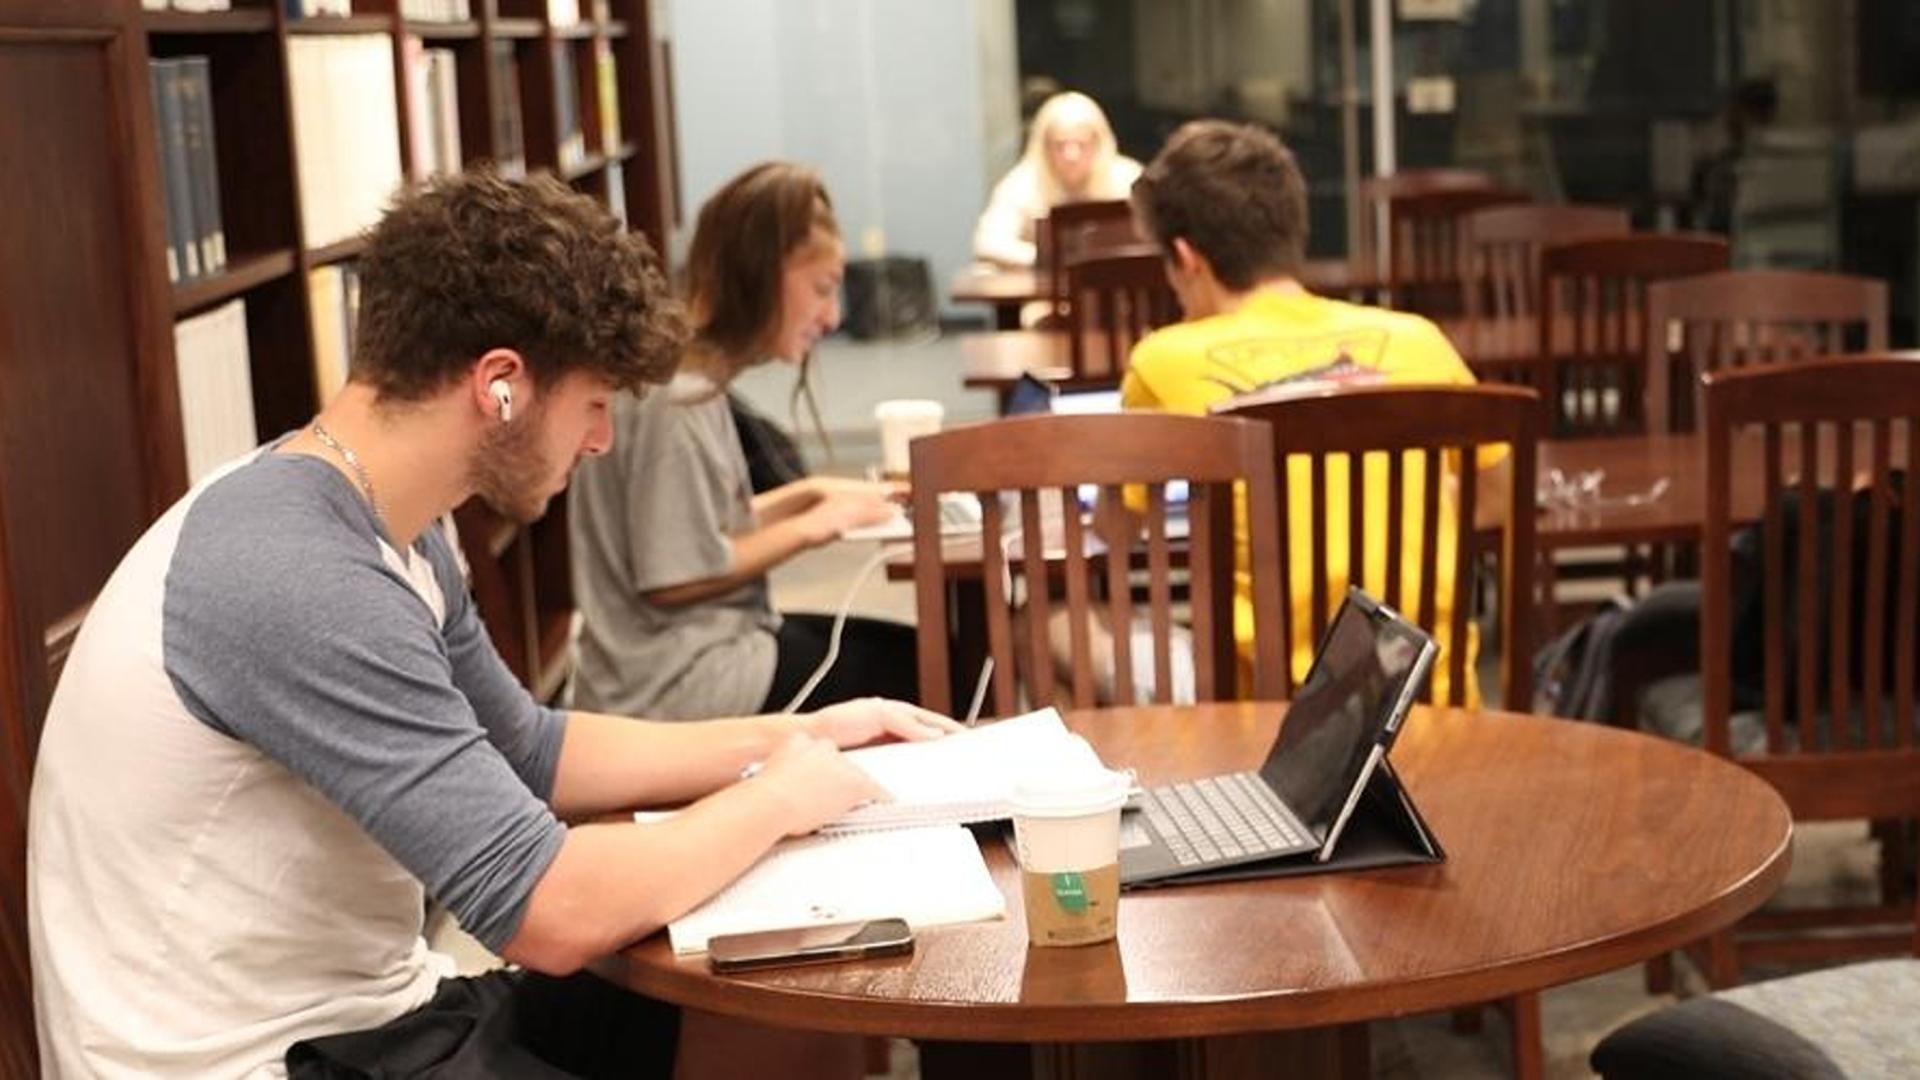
<box><xmin>1141</xmin><ymin>773</ymin><xmax>1305</xmax><ymax>867</ymax></box>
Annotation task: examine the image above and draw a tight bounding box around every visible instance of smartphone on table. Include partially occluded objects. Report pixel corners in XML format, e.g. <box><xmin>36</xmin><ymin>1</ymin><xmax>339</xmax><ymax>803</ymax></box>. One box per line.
<box><xmin>707</xmin><ymin>918</ymin><xmax>915</xmax><ymax>974</ymax></box>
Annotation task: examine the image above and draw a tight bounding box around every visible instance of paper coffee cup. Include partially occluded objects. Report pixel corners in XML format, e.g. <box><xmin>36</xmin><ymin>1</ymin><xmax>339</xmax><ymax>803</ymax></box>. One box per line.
<box><xmin>874</xmin><ymin>399</ymin><xmax>944</xmax><ymax>478</ymax></box>
<box><xmin>1009</xmin><ymin>736</ymin><xmax>1130</xmax><ymax>948</ymax></box>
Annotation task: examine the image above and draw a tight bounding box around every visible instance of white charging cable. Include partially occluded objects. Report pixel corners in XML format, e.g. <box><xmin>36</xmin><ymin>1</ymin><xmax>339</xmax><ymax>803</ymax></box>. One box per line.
<box><xmin>779</xmin><ymin>544</ymin><xmax>894</xmax><ymax>714</ymax></box>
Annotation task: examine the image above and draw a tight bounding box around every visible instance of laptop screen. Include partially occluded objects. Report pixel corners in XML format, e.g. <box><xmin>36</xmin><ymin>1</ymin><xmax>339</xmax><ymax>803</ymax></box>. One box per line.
<box><xmin>1259</xmin><ymin>592</ymin><xmax>1432</xmax><ymax>841</ymax></box>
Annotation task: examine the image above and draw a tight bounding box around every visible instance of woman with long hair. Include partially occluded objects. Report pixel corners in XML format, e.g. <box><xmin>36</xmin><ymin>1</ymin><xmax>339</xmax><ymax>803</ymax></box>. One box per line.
<box><xmin>972</xmin><ymin>90</ymin><xmax>1143</xmax><ymax>267</ymax></box>
<box><xmin>569</xmin><ymin>161</ymin><xmax>918</xmax><ymax>721</ymax></box>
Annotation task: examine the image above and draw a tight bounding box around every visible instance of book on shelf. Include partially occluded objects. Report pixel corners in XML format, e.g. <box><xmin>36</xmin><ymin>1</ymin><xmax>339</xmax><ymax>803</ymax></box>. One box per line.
<box><xmin>828</xmin><ymin>708</ymin><xmax>1081</xmax><ymax>833</ymax></box>
<box><xmin>151</xmin><ymin>58</ymin><xmax>224</xmax><ymax>283</ymax></box>
<box><xmin>176</xmin><ymin>57</ymin><xmax>226</xmax><ymax>276</ymax></box>
<box><xmin>307</xmin><ymin>263</ymin><xmax>360</xmax><ymax>406</ymax></box>
<box><xmin>593</xmin><ymin>38</ymin><xmax>620</xmax><ymax>153</ymax></box>
<box><xmin>401</xmin><ymin>0</ymin><xmax>471</xmax><ymax>19</ymax></box>
<box><xmin>148</xmin><ymin>59</ymin><xmax>191</xmax><ymax>283</ymax></box>
<box><xmin>553</xmin><ymin>42</ymin><xmax>584</xmax><ymax>168</ymax></box>
<box><xmin>605</xmin><ymin>159</ymin><xmax>627</xmax><ymax>227</ymax></box>
<box><xmin>286</xmin><ymin>0</ymin><xmax>354</xmax><ymax>16</ymax></box>
<box><xmin>174</xmin><ymin>299</ymin><xmax>258</xmax><ymax>484</ymax></box>
<box><xmin>288</xmin><ymin>34</ymin><xmax>403</xmax><ymax>250</ymax></box>
<box><xmin>403</xmin><ymin>38</ymin><xmax>462</xmax><ymax>180</ymax></box>
<box><xmin>661</xmin><ymin>824</ymin><xmax>1005</xmax><ymax>955</ymax></box>
<box><xmin>489</xmin><ymin>42</ymin><xmax>526</xmax><ymax>176</ymax></box>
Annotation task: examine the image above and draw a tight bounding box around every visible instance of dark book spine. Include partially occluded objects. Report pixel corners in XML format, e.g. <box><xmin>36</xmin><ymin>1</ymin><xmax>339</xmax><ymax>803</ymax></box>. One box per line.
<box><xmin>179</xmin><ymin>57</ymin><xmax>226</xmax><ymax>275</ymax></box>
<box><xmin>491</xmin><ymin>42</ymin><xmax>525</xmax><ymax>173</ymax></box>
<box><xmin>148</xmin><ymin>60</ymin><xmax>180</xmax><ymax>284</ymax></box>
<box><xmin>157</xmin><ymin>58</ymin><xmax>203</xmax><ymax>281</ymax></box>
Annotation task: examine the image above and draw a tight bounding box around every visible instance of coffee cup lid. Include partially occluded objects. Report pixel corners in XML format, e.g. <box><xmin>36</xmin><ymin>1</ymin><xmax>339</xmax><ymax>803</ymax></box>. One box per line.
<box><xmin>1008</xmin><ymin>735</ymin><xmax>1130</xmax><ymax>818</ymax></box>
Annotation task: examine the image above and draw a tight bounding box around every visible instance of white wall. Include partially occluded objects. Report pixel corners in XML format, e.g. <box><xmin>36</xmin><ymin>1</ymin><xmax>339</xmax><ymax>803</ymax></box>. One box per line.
<box><xmin>670</xmin><ymin>0</ymin><xmax>1016</xmax><ymax>315</ymax></box>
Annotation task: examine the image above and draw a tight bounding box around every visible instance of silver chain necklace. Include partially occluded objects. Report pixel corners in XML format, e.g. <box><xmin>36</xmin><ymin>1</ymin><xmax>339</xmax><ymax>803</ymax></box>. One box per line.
<box><xmin>311</xmin><ymin>421</ymin><xmax>382</xmax><ymax>522</ymax></box>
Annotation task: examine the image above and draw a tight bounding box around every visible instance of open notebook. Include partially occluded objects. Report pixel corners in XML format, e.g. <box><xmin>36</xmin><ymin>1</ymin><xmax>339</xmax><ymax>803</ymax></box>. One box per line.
<box><xmin>664</xmin><ymin>825</ymin><xmax>1005</xmax><ymax>955</ymax></box>
<box><xmin>828</xmin><ymin>708</ymin><xmax>1076</xmax><ymax>832</ymax></box>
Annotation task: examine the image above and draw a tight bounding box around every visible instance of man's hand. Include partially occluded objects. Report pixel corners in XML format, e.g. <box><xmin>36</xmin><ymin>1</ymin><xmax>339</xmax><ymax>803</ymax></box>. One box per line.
<box><xmin>802</xmin><ymin>697</ymin><xmax>964</xmax><ymax>749</ymax></box>
<box><xmin>755</xmin><ymin>732</ymin><xmax>890</xmax><ymax>836</ymax></box>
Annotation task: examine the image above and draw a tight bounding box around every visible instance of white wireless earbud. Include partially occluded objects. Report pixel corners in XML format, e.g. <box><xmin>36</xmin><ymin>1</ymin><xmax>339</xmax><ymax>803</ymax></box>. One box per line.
<box><xmin>489</xmin><ymin>378</ymin><xmax>513</xmax><ymax>422</ymax></box>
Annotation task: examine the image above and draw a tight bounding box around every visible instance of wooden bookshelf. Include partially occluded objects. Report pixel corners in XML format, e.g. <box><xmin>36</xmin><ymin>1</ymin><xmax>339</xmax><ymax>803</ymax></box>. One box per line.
<box><xmin>173</xmin><ymin>248</ymin><xmax>297</xmax><ymax>316</ymax></box>
<box><xmin>0</xmin><ymin>0</ymin><xmax>680</xmax><ymax>738</ymax></box>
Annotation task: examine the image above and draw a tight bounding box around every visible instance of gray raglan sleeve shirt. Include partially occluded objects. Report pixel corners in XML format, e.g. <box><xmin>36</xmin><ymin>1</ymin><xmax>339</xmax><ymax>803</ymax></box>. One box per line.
<box><xmin>162</xmin><ymin>458</ymin><xmax>568</xmax><ymax>951</ymax></box>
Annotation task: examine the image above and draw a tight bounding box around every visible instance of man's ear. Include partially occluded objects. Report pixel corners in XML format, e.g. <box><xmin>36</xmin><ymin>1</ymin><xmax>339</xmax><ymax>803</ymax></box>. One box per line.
<box><xmin>472</xmin><ymin>348</ymin><xmax>527</xmax><ymax>420</ymax></box>
<box><xmin>1169</xmin><ymin>237</ymin><xmax>1208</xmax><ymax>280</ymax></box>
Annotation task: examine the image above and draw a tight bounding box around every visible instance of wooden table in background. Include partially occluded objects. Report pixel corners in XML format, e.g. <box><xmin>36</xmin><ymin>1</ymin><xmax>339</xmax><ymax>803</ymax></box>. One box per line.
<box><xmin>596</xmin><ymin>702</ymin><xmax>1791</xmax><ymax>1080</ymax></box>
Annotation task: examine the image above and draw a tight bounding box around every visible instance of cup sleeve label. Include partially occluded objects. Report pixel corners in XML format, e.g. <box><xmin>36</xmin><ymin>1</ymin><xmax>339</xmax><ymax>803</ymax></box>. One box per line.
<box><xmin>1050</xmin><ymin>871</ymin><xmax>1090</xmax><ymax>913</ymax></box>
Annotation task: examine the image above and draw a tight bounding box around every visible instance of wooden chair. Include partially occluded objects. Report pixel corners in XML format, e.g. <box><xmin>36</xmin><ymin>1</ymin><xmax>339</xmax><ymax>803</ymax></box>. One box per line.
<box><xmin>1217</xmin><ymin>383</ymin><xmax>1539</xmax><ymax>708</ymax></box>
<box><xmin>1534</xmin><ymin>232</ymin><xmax>1730</xmax><ymax>437</ymax></box>
<box><xmin>1461</xmin><ymin>203</ymin><xmax>1630</xmax><ymax>334</ymax></box>
<box><xmin>1039</xmin><ymin>199</ymin><xmax>1141</xmax><ymax>320</ymax></box>
<box><xmin>1651</xmin><ymin>357</ymin><xmax>1920</xmax><ymax>988</ymax></box>
<box><xmin>1646</xmin><ymin>269</ymin><xmax>1889</xmax><ymax>434</ymax></box>
<box><xmin>1376</xmin><ymin>188</ymin><xmax>1526</xmax><ymax>320</ymax></box>
<box><xmin>1354</xmin><ymin>170</ymin><xmax>1498</xmax><ymax>293</ymax></box>
<box><xmin>908</xmin><ymin>413</ymin><xmax>1284</xmax><ymax>718</ymax></box>
<box><xmin>1061</xmin><ymin>248</ymin><xmax>1179</xmax><ymax>384</ymax></box>
<box><xmin>1220</xmin><ymin>383</ymin><xmax>1544</xmax><ymax>1078</ymax></box>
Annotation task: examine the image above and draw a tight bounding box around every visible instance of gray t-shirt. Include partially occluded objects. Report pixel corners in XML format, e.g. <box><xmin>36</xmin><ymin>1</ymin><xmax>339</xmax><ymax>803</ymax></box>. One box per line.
<box><xmin>570</xmin><ymin>377</ymin><xmax>781</xmax><ymax>719</ymax></box>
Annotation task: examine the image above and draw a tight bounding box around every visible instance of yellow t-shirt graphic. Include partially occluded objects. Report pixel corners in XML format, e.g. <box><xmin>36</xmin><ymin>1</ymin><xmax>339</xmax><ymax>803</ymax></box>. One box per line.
<box><xmin>1122</xmin><ymin>290</ymin><xmax>1489</xmax><ymax>706</ymax></box>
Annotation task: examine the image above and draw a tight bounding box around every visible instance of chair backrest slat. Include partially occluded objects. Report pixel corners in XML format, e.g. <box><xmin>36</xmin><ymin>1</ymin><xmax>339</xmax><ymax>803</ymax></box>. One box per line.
<box><xmin>909</xmin><ymin>414</ymin><xmax>1281</xmax><ymax>715</ymax></box>
<box><xmin>1417</xmin><ymin>445</ymin><xmax>1442</xmax><ymax>642</ymax></box>
<box><xmin>1019</xmin><ymin>489</ymin><xmax>1053</xmax><ymax>709</ymax></box>
<box><xmin>1058</xmin><ymin>486</ymin><xmax>1096</xmax><ymax>706</ymax></box>
<box><xmin>1102</xmin><ymin>482</ymin><xmax>1136</xmax><ymax>706</ymax></box>
<box><xmin>977</xmin><ymin>490</ymin><xmax>1019</xmax><ymax>719</ymax></box>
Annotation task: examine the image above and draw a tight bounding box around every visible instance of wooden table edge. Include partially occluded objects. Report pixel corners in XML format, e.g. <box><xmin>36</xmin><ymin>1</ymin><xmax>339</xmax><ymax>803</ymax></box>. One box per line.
<box><xmin>594</xmin><ymin>810</ymin><xmax>1791</xmax><ymax>1043</ymax></box>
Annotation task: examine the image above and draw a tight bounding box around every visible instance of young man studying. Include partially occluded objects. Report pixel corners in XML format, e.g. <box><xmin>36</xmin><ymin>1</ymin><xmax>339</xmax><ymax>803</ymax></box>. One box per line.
<box><xmin>1120</xmin><ymin>119</ymin><xmax>1491</xmax><ymax>705</ymax></box>
<box><xmin>26</xmin><ymin>171</ymin><xmax>957</xmax><ymax>1078</ymax></box>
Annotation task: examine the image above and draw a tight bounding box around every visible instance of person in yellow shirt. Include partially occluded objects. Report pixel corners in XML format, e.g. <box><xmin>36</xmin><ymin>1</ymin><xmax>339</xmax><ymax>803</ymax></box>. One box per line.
<box><xmin>1121</xmin><ymin>119</ymin><xmax>1491</xmax><ymax>705</ymax></box>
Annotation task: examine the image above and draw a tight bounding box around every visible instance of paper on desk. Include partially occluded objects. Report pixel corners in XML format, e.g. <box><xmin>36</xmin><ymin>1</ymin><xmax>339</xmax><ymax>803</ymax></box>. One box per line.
<box><xmin>665</xmin><ymin>824</ymin><xmax>1005</xmax><ymax>955</ymax></box>
<box><xmin>829</xmin><ymin>708</ymin><xmax>1077</xmax><ymax>832</ymax></box>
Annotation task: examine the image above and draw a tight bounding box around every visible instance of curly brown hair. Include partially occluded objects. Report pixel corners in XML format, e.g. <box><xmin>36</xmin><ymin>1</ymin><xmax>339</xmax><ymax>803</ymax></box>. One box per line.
<box><xmin>684</xmin><ymin>161</ymin><xmax>838</xmax><ymax>366</ymax></box>
<box><xmin>352</xmin><ymin>170</ymin><xmax>686</xmax><ymax>401</ymax></box>
<box><xmin>1131</xmin><ymin>119</ymin><xmax>1308</xmax><ymax>291</ymax></box>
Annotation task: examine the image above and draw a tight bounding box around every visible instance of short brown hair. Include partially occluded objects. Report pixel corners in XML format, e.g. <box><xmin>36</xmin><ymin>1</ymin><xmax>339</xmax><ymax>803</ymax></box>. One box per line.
<box><xmin>352</xmin><ymin>170</ymin><xmax>684</xmax><ymax>401</ymax></box>
<box><xmin>1131</xmin><ymin>120</ymin><xmax>1308</xmax><ymax>290</ymax></box>
<box><xmin>684</xmin><ymin>162</ymin><xmax>838</xmax><ymax>361</ymax></box>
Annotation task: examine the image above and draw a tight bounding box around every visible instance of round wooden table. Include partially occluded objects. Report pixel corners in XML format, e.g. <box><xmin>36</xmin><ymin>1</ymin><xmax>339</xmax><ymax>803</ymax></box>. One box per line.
<box><xmin>597</xmin><ymin>703</ymin><xmax>1791</xmax><ymax>1078</ymax></box>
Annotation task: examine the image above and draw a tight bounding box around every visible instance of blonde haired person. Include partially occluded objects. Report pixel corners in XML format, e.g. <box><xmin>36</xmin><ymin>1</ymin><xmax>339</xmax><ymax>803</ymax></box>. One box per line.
<box><xmin>972</xmin><ymin>90</ymin><xmax>1143</xmax><ymax>267</ymax></box>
